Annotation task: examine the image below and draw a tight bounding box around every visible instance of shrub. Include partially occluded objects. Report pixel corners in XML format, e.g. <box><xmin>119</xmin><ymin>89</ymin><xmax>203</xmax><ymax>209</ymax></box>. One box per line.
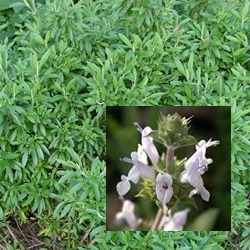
<box><xmin>0</xmin><ymin>0</ymin><xmax>249</xmax><ymax>249</ymax></box>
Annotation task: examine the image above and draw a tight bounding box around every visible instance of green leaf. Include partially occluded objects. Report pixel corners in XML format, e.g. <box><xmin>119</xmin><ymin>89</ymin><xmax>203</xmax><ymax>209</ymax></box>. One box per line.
<box><xmin>184</xmin><ymin>85</ymin><xmax>192</xmax><ymax>99</ymax></box>
<box><xmin>211</xmin><ymin>234</ymin><xmax>228</xmax><ymax>242</ymax></box>
<box><xmin>9</xmin><ymin>130</ymin><xmax>17</xmax><ymax>143</ymax></box>
<box><xmin>0</xmin><ymin>206</ymin><xmax>3</xmax><ymax>220</ymax></box>
<box><xmin>6</xmin><ymin>167</ymin><xmax>13</xmax><ymax>183</ymax></box>
<box><xmin>58</xmin><ymin>171</ymin><xmax>76</xmax><ymax>184</ymax></box>
<box><xmin>90</xmin><ymin>225</ymin><xmax>106</xmax><ymax>238</ymax></box>
<box><xmin>242</xmin><ymin>2</ymin><xmax>249</xmax><ymax>20</ymax></box>
<box><xmin>10</xmin><ymin>112</ymin><xmax>22</xmax><ymax>126</ymax></box>
<box><xmin>185</xmin><ymin>208</ymin><xmax>219</xmax><ymax>230</ymax></box>
<box><xmin>69</xmin><ymin>182</ymin><xmax>83</xmax><ymax>195</ymax></box>
<box><xmin>240</xmin><ymin>238</ymin><xmax>250</xmax><ymax>250</ymax></box>
<box><xmin>66</xmin><ymin>148</ymin><xmax>81</xmax><ymax>164</ymax></box>
<box><xmin>53</xmin><ymin>201</ymin><xmax>66</xmax><ymax>219</ymax></box>
<box><xmin>41</xmin><ymin>145</ymin><xmax>50</xmax><ymax>155</ymax></box>
<box><xmin>226</xmin><ymin>35</ymin><xmax>240</xmax><ymax>43</ymax></box>
<box><xmin>36</xmin><ymin>146</ymin><xmax>44</xmax><ymax>160</ymax></box>
<box><xmin>32</xmin><ymin>150</ymin><xmax>38</xmax><ymax>166</ymax></box>
<box><xmin>10</xmin><ymin>1</ymin><xmax>25</xmax><ymax>12</ymax></box>
<box><xmin>118</xmin><ymin>33</ymin><xmax>133</xmax><ymax>49</ymax></box>
<box><xmin>138</xmin><ymin>51</ymin><xmax>154</xmax><ymax>58</ymax></box>
<box><xmin>26</xmin><ymin>114</ymin><xmax>35</xmax><ymax>123</ymax></box>
<box><xmin>174</xmin><ymin>58</ymin><xmax>186</xmax><ymax>76</ymax></box>
<box><xmin>22</xmin><ymin>152</ymin><xmax>28</xmax><ymax>167</ymax></box>
<box><xmin>39</xmin><ymin>124</ymin><xmax>46</xmax><ymax>136</ymax></box>
<box><xmin>39</xmin><ymin>48</ymin><xmax>51</xmax><ymax>69</ymax></box>
<box><xmin>56</xmin><ymin>159</ymin><xmax>79</xmax><ymax>169</ymax></box>
<box><xmin>60</xmin><ymin>203</ymin><xmax>72</xmax><ymax>218</ymax></box>
<box><xmin>233</xmin><ymin>48</ymin><xmax>248</xmax><ymax>58</ymax></box>
<box><xmin>0</xmin><ymin>23</ymin><xmax>8</xmax><ymax>32</ymax></box>
<box><xmin>32</xmin><ymin>33</ymin><xmax>44</xmax><ymax>45</ymax></box>
<box><xmin>187</xmin><ymin>52</ymin><xmax>194</xmax><ymax>80</ymax></box>
<box><xmin>88</xmin><ymin>176</ymin><xmax>100</xmax><ymax>201</ymax></box>
<box><xmin>23</xmin><ymin>196</ymin><xmax>35</xmax><ymax>207</ymax></box>
<box><xmin>1</xmin><ymin>0</ymin><xmax>23</xmax><ymax>11</ymax></box>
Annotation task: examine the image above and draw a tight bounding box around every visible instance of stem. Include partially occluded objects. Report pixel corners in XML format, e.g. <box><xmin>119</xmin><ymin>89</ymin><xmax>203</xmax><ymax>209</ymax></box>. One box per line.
<box><xmin>151</xmin><ymin>209</ymin><xmax>163</xmax><ymax>230</ymax></box>
<box><xmin>166</xmin><ymin>146</ymin><xmax>174</xmax><ymax>173</ymax></box>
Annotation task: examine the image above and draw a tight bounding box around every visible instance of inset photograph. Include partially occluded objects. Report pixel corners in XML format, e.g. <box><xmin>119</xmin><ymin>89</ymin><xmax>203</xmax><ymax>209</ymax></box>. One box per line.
<box><xmin>106</xmin><ymin>106</ymin><xmax>231</xmax><ymax>231</ymax></box>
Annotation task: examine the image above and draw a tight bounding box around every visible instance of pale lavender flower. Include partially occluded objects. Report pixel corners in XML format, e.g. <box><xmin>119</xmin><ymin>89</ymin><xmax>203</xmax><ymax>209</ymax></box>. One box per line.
<box><xmin>160</xmin><ymin>208</ymin><xmax>190</xmax><ymax>231</ymax></box>
<box><xmin>115</xmin><ymin>200</ymin><xmax>138</xmax><ymax>230</ymax></box>
<box><xmin>116</xmin><ymin>175</ymin><xmax>132</xmax><ymax>196</ymax></box>
<box><xmin>180</xmin><ymin>139</ymin><xmax>220</xmax><ymax>201</ymax></box>
<box><xmin>130</xmin><ymin>151</ymin><xmax>155</xmax><ymax>180</ymax></box>
<box><xmin>117</xmin><ymin>148</ymin><xmax>155</xmax><ymax>196</ymax></box>
<box><xmin>134</xmin><ymin>122</ymin><xmax>159</xmax><ymax>165</ymax></box>
<box><xmin>156</xmin><ymin>173</ymin><xmax>173</xmax><ymax>209</ymax></box>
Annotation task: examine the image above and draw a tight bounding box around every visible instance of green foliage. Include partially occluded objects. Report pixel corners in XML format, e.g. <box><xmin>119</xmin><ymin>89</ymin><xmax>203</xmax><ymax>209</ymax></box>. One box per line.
<box><xmin>0</xmin><ymin>1</ymin><xmax>106</xmax><ymax>248</ymax></box>
<box><xmin>0</xmin><ymin>0</ymin><xmax>23</xmax><ymax>12</ymax></box>
<box><xmin>0</xmin><ymin>0</ymin><xmax>249</xmax><ymax>248</ymax></box>
<box><xmin>92</xmin><ymin>231</ymin><xmax>228</xmax><ymax>249</ymax></box>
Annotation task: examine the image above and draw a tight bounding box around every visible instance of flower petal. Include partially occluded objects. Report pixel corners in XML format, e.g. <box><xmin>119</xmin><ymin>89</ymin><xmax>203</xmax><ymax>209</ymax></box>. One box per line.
<box><xmin>128</xmin><ymin>166</ymin><xmax>140</xmax><ymax>183</ymax></box>
<box><xmin>134</xmin><ymin>123</ymin><xmax>159</xmax><ymax>165</ymax></box>
<box><xmin>163</xmin><ymin>209</ymin><xmax>189</xmax><ymax>231</ymax></box>
<box><xmin>199</xmin><ymin>186</ymin><xmax>210</xmax><ymax>201</ymax></box>
<box><xmin>156</xmin><ymin>173</ymin><xmax>173</xmax><ymax>207</ymax></box>
<box><xmin>116</xmin><ymin>176</ymin><xmax>131</xmax><ymax>196</ymax></box>
<box><xmin>122</xmin><ymin>200</ymin><xmax>137</xmax><ymax>229</ymax></box>
<box><xmin>142</xmin><ymin>126</ymin><xmax>159</xmax><ymax>164</ymax></box>
<box><xmin>180</xmin><ymin>170</ymin><xmax>189</xmax><ymax>183</ymax></box>
<box><xmin>205</xmin><ymin>138</ymin><xmax>220</xmax><ymax>148</ymax></box>
<box><xmin>131</xmin><ymin>152</ymin><xmax>154</xmax><ymax>180</ymax></box>
<box><xmin>137</xmin><ymin>144</ymin><xmax>148</xmax><ymax>165</ymax></box>
<box><xmin>189</xmin><ymin>186</ymin><xmax>210</xmax><ymax>201</ymax></box>
<box><xmin>115</xmin><ymin>200</ymin><xmax>138</xmax><ymax>229</ymax></box>
<box><xmin>163</xmin><ymin>186</ymin><xmax>174</xmax><ymax>204</ymax></box>
<box><xmin>136</xmin><ymin>160</ymin><xmax>155</xmax><ymax>180</ymax></box>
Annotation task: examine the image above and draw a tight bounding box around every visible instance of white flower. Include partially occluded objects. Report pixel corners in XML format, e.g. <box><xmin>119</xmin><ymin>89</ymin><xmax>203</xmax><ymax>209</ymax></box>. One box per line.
<box><xmin>115</xmin><ymin>200</ymin><xmax>138</xmax><ymax>230</ymax></box>
<box><xmin>181</xmin><ymin>159</ymin><xmax>210</xmax><ymax>201</ymax></box>
<box><xmin>117</xmin><ymin>149</ymin><xmax>155</xmax><ymax>196</ymax></box>
<box><xmin>116</xmin><ymin>175</ymin><xmax>131</xmax><ymax>196</ymax></box>
<box><xmin>134</xmin><ymin>122</ymin><xmax>159</xmax><ymax>165</ymax></box>
<box><xmin>156</xmin><ymin>173</ymin><xmax>173</xmax><ymax>209</ymax></box>
<box><xmin>130</xmin><ymin>151</ymin><xmax>155</xmax><ymax>180</ymax></box>
<box><xmin>180</xmin><ymin>138</ymin><xmax>219</xmax><ymax>201</ymax></box>
<box><xmin>161</xmin><ymin>209</ymin><xmax>190</xmax><ymax>231</ymax></box>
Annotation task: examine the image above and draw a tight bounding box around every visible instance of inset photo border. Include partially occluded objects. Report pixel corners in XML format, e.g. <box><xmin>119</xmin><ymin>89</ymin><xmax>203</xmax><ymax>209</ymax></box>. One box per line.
<box><xmin>106</xmin><ymin>106</ymin><xmax>231</xmax><ymax>231</ymax></box>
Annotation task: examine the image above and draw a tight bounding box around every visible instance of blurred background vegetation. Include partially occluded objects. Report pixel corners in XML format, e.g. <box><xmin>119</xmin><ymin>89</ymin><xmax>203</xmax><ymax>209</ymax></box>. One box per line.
<box><xmin>106</xmin><ymin>106</ymin><xmax>231</xmax><ymax>231</ymax></box>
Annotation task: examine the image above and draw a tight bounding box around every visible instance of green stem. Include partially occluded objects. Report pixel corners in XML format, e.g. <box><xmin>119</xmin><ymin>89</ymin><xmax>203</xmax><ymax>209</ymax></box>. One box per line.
<box><xmin>166</xmin><ymin>146</ymin><xmax>175</xmax><ymax>173</ymax></box>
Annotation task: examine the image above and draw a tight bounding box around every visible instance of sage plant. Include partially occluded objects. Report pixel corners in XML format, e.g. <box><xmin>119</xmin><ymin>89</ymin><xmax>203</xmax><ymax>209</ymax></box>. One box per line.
<box><xmin>115</xmin><ymin>113</ymin><xmax>220</xmax><ymax>230</ymax></box>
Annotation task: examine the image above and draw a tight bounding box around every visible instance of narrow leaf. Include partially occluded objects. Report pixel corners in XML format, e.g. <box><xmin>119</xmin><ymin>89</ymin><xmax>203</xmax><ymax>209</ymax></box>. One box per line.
<box><xmin>118</xmin><ymin>33</ymin><xmax>133</xmax><ymax>48</ymax></box>
<box><xmin>39</xmin><ymin>49</ymin><xmax>51</xmax><ymax>69</ymax></box>
<box><xmin>69</xmin><ymin>182</ymin><xmax>83</xmax><ymax>195</ymax></box>
<box><xmin>53</xmin><ymin>201</ymin><xmax>66</xmax><ymax>218</ymax></box>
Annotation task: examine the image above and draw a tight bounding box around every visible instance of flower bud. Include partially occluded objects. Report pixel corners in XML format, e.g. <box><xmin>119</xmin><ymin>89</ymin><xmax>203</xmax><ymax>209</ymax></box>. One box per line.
<box><xmin>157</xmin><ymin>113</ymin><xmax>196</xmax><ymax>148</ymax></box>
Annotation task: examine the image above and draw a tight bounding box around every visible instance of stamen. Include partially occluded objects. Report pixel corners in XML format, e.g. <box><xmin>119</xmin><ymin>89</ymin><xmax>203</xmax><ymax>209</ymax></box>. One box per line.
<box><xmin>133</xmin><ymin>122</ymin><xmax>143</xmax><ymax>133</ymax></box>
<box><xmin>120</xmin><ymin>157</ymin><xmax>133</xmax><ymax>164</ymax></box>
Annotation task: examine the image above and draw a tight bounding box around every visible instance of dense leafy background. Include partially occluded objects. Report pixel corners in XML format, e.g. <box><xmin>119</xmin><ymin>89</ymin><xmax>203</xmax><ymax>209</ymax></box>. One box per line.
<box><xmin>0</xmin><ymin>0</ymin><xmax>249</xmax><ymax>249</ymax></box>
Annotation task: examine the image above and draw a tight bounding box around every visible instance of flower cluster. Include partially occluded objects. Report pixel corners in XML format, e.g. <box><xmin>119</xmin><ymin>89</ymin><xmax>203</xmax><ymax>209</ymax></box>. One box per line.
<box><xmin>115</xmin><ymin>114</ymin><xmax>220</xmax><ymax>230</ymax></box>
